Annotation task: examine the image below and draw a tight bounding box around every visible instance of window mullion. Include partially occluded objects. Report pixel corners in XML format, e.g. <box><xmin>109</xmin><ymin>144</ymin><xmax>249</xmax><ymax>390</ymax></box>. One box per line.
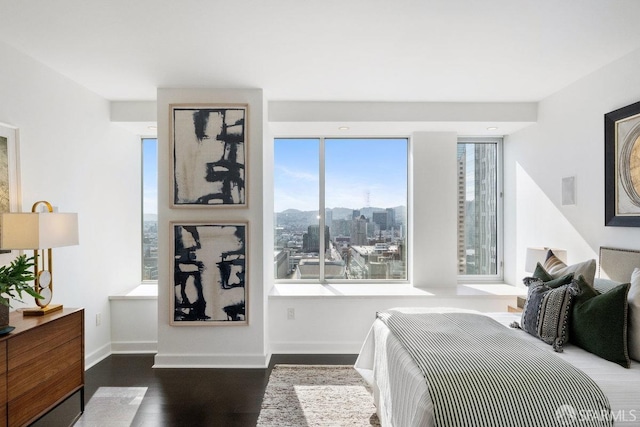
<box><xmin>319</xmin><ymin>138</ymin><xmax>326</xmax><ymax>283</ymax></box>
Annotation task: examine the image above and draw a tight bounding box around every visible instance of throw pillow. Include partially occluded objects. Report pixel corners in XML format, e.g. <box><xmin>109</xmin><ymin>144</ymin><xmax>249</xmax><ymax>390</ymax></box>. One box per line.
<box><xmin>629</xmin><ymin>268</ymin><xmax>640</xmax><ymax>362</ymax></box>
<box><xmin>531</xmin><ymin>265</ymin><xmax>573</xmax><ymax>289</ymax></box>
<box><xmin>543</xmin><ymin>250</ymin><xmax>597</xmax><ymax>287</ymax></box>
<box><xmin>533</xmin><ymin>263</ymin><xmax>554</xmax><ymax>282</ymax></box>
<box><xmin>515</xmin><ymin>279</ymin><xmax>577</xmax><ymax>352</ymax></box>
<box><xmin>570</xmin><ymin>277</ymin><xmax>631</xmax><ymax>368</ymax></box>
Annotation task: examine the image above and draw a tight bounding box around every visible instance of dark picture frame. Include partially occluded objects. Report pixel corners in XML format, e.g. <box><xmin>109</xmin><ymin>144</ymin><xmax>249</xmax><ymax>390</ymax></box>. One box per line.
<box><xmin>605</xmin><ymin>100</ymin><xmax>640</xmax><ymax>226</ymax></box>
<box><xmin>171</xmin><ymin>104</ymin><xmax>248</xmax><ymax>207</ymax></box>
<box><xmin>171</xmin><ymin>222</ymin><xmax>248</xmax><ymax>325</ymax></box>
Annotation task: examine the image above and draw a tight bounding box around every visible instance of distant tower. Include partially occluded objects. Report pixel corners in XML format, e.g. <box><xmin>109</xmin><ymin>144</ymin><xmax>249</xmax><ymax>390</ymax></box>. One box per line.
<box><xmin>364</xmin><ymin>190</ymin><xmax>370</xmax><ymax>208</ymax></box>
<box><xmin>372</xmin><ymin>211</ymin><xmax>388</xmax><ymax>231</ymax></box>
<box><xmin>457</xmin><ymin>145</ymin><xmax>467</xmax><ymax>274</ymax></box>
<box><xmin>303</xmin><ymin>225</ymin><xmax>330</xmax><ymax>253</ymax></box>
<box><xmin>350</xmin><ymin>215</ymin><xmax>368</xmax><ymax>245</ymax></box>
<box><xmin>386</xmin><ymin>208</ymin><xmax>395</xmax><ymax>228</ymax></box>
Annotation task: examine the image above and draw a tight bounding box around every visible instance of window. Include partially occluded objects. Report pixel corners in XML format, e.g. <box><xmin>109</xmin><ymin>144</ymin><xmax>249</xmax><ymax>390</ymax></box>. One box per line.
<box><xmin>142</xmin><ymin>138</ymin><xmax>158</xmax><ymax>281</ymax></box>
<box><xmin>274</xmin><ymin>138</ymin><xmax>408</xmax><ymax>282</ymax></box>
<box><xmin>457</xmin><ymin>138</ymin><xmax>502</xmax><ymax>280</ymax></box>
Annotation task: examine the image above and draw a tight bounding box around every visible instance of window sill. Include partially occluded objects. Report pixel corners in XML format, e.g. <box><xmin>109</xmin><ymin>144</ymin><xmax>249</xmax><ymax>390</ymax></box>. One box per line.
<box><xmin>269</xmin><ymin>283</ymin><xmax>525</xmax><ymax>298</ymax></box>
<box><xmin>109</xmin><ymin>284</ymin><xmax>158</xmax><ymax>300</ymax></box>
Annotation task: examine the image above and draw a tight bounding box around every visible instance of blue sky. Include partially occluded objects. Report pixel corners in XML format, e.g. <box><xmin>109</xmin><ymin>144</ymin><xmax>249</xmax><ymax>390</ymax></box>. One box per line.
<box><xmin>274</xmin><ymin>138</ymin><xmax>408</xmax><ymax>212</ymax></box>
<box><xmin>143</xmin><ymin>138</ymin><xmax>158</xmax><ymax>215</ymax></box>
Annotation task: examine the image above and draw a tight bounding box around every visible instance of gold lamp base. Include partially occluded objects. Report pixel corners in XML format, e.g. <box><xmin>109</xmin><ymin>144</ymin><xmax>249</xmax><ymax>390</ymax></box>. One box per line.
<box><xmin>22</xmin><ymin>304</ymin><xmax>63</xmax><ymax>317</ymax></box>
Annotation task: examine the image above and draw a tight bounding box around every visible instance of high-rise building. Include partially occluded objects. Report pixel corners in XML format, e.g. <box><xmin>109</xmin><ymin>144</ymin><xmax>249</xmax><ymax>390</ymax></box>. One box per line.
<box><xmin>457</xmin><ymin>145</ymin><xmax>467</xmax><ymax>274</ymax></box>
<box><xmin>386</xmin><ymin>207</ymin><xmax>396</xmax><ymax>228</ymax></box>
<box><xmin>350</xmin><ymin>215</ymin><xmax>368</xmax><ymax>245</ymax></box>
<box><xmin>473</xmin><ymin>143</ymin><xmax>497</xmax><ymax>275</ymax></box>
<box><xmin>372</xmin><ymin>211</ymin><xmax>388</xmax><ymax>231</ymax></box>
<box><xmin>331</xmin><ymin>219</ymin><xmax>351</xmax><ymax>238</ymax></box>
<box><xmin>457</xmin><ymin>143</ymin><xmax>497</xmax><ymax>275</ymax></box>
<box><xmin>302</xmin><ymin>225</ymin><xmax>330</xmax><ymax>253</ymax></box>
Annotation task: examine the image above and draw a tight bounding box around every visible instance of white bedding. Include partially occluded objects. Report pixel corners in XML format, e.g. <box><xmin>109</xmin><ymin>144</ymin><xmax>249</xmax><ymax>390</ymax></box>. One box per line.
<box><xmin>354</xmin><ymin>308</ymin><xmax>640</xmax><ymax>427</ymax></box>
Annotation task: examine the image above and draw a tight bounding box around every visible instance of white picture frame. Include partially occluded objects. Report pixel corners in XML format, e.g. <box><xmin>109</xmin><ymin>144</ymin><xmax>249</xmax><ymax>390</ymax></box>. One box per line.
<box><xmin>171</xmin><ymin>104</ymin><xmax>248</xmax><ymax>208</ymax></box>
<box><xmin>170</xmin><ymin>221</ymin><xmax>248</xmax><ymax>325</ymax></box>
<box><xmin>0</xmin><ymin>124</ymin><xmax>22</xmax><ymax>266</ymax></box>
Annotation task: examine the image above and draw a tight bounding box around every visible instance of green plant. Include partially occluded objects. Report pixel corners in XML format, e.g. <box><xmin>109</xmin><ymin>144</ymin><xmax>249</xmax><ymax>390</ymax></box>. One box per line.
<box><xmin>0</xmin><ymin>255</ymin><xmax>43</xmax><ymax>307</ymax></box>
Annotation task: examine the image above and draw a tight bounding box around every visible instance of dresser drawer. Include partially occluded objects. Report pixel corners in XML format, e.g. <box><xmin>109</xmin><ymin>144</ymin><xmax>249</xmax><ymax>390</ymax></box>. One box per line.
<box><xmin>5</xmin><ymin>309</ymin><xmax>83</xmax><ymax>426</ymax></box>
<box><xmin>8</xmin><ymin>336</ymin><xmax>82</xmax><ymax>399</ymax></box>
<box><xmin>0</xmin><ymin>341</ymin><xmax>6</xmax><ymax>427</ymax></box>
<box><xmin>8</xmin><ymin>359</ymin><xmax>82</xmax><ymax>426</ymax></box>
<box><xmin>7</xmin><ymin>312</ymin><xmax>81</xmax><ymax>371</ymax></box>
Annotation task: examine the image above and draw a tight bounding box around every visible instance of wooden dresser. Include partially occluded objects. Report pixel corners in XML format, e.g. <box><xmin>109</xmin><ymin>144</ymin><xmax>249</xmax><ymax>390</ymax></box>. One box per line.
<box><xmin>0</xmin><ymin>308</ymin><xmax>84</xmax><ymax>427</ymax></box>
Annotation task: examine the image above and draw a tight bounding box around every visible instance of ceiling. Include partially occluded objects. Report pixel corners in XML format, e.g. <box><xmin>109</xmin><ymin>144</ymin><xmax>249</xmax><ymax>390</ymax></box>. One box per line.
<box><xmin>2</xmin><ymin>0</ymin><xmax>640</xmax><ymax>104</ymax></box>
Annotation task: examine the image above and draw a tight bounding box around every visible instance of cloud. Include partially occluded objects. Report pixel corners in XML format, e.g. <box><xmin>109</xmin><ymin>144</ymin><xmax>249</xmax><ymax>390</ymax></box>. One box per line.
<box><xmin>275</xmin><ymin>165</ymin><xmax>318</xmax><ymax>182</ymax></box>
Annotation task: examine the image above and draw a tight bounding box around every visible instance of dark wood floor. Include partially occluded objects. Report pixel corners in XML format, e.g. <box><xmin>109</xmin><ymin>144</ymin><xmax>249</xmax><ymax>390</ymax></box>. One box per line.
<box><xmin>83</xmin><ymin>353</ymin><xmax>358</xmax><ymax>427</ymax></box>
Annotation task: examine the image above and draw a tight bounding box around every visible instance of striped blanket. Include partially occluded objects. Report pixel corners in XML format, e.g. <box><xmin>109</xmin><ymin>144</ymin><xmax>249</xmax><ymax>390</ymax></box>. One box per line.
<box><xmin>377</xmin><ymin>310</ymin><xmax>613</xmax><ymax>427</ymax></box>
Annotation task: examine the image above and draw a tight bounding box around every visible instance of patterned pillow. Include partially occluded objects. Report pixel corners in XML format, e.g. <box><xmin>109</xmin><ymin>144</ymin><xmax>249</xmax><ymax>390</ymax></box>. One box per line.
<box><xmin>513</xmin><ymin>279</ymin><xmax>578</xmax><ymax>352</ymax></box>
<box><xmin>543</xmin><ymin>250</ymin><xmax>597</xmax><ymax>287</ymax></box>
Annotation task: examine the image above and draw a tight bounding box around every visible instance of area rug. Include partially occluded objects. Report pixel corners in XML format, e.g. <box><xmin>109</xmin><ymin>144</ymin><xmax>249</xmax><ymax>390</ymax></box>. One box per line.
<box><xmin>74</xmin><ymin>387</ymin><xmax>147</xmax><ymax>427</ymax></box>
<box><xmin>257</xmin><ymin>365</ymin><xmax>380</xmax><ymax>426</ymax></box>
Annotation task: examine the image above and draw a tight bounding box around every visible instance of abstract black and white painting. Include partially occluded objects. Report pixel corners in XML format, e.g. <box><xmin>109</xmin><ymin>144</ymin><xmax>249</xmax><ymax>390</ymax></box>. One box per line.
<box><xmin>172</xmin><ymin>104</ymin><xmax>247</xmax><ymax>207</ymax></box>
<box><xmin>171</xmin><ymin>222</ymin><xmax>247</xmax><ymax>325</ymax></box>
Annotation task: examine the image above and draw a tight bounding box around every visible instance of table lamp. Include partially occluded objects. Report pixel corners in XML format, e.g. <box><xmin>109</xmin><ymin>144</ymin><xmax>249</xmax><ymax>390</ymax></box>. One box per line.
<box><xmin>0</xmin><ymin>201</ymin><xmax>79</xmax><ymax>316</ymax></box>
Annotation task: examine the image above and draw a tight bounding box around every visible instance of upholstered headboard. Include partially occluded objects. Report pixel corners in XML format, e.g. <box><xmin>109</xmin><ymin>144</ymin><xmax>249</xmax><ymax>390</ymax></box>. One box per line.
<box><xmin>598</xmin><ymin>246</ymin><xmax>640</xmax><ymax>283</ymax></box>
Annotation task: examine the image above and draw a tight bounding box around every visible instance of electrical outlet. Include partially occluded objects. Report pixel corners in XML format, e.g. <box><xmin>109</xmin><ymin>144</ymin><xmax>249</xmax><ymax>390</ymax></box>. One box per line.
<box><xmin>287</xmin><ymin>308</ymin><xmax>295</xmax><ymax>320</ymax></box>
<box><xmin>96</xmin><ymin>312</ymin><xmax>101</xmax><ymax>326</ymax></box>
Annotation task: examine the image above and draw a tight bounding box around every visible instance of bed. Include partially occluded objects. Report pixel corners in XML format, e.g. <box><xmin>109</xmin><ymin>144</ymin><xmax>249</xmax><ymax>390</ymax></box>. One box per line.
<box><xmin>355</xmin><ymin>247</ymin><xmax>640</xmax><ymax>427</ymax></box>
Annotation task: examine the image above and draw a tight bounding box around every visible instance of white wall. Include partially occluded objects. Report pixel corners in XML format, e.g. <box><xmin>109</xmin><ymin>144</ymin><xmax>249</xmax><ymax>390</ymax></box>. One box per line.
<box><xmin>110</xmin><ymin>297</ymin><xmax>158</xmax><ymax>353</ymax></box>
<box><xmin>0</xmin><ymin>41</ymin><xmax>141</xmax><ymax>366</ymax></box>
<box><xmin>504</xmin><ymin>47</ymin><xmax>640</xmax><ymax>286</ymax></box>
<box><xmin>412</xmin><ymin>132</ymin><xmax>458</xmax><ymax>286</ymax></box>
<box><xmin>154</xmin><ymin>88</ymin><xmax>267</xmax><ymax>368</ymax></box>
<box><xmin>269</xmin><ymin>294</ymin><xmax>514</xmax><ymax>354</ymax></box>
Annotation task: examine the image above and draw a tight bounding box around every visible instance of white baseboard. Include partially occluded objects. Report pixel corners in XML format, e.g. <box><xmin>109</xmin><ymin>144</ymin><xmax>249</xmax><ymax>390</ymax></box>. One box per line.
<box><xmin>153</xmin><ymin>352</ymin><xmax>270</xmax><ymax>368</ymax></box>
<box><xmin>85</xmin><ymin>342</ymin><xmax>112</xmax><ymax>370</ymax></box>
<box><xmin>111</xmin><ymin>340</ymin><xmax>157</xmax><ymax>354</ymax></box>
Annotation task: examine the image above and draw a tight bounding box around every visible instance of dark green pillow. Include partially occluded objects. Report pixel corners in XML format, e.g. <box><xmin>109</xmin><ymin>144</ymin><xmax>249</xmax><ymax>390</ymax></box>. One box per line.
<box><xmin>533</xmin><ymin>262</ymin><xmax>553</xmax><ymax>281</ymax></box>
<box><xmin>570</xmin><ymin>277</ymin><xmax>631</xmax><ymax>368</ymax></box>
<box><xmin>531</xmin><ymin>263</ymin><xmax>573</xmax><ymax>288</ymax></box>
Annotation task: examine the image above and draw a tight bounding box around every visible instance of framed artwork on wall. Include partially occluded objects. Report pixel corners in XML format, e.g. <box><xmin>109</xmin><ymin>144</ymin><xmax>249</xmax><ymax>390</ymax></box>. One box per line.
<box><xmin>0</xmin><ymin>124</ymin><xmax>21</xmax><ymax>265</ymax></box>
<box><xmin>171</xmin><ymin>222</ymin><xmax>248</xmax><ymax>325</ymax></box>
<box><xmin>605</xmin><ymin>100</ymin><xmax>640</xmax><ymax>226</ymax></box>
<box><xmin>171</xmin><ymin>104</ymin><xmax>248</xmax><ymax>207</ymax></box>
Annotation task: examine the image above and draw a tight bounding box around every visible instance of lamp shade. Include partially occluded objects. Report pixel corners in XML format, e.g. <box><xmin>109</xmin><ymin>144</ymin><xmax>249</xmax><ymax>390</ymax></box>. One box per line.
<box><xmin>525</xmin><ymin>247</ymin><xmax>567</xmax><ymax>273</ymax></box>
<box><xmin>1</xmin><ymin>212</ymin><xmax>79</xmax><ymax>250</ymax></box>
